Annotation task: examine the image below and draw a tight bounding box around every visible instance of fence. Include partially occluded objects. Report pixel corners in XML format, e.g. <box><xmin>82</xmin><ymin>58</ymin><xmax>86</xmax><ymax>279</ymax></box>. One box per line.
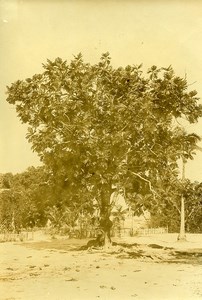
<box><xmin>137</xmin><ymin>227</ymin><xmax>168</xmax><ymax>235</ymax></box>
<box><xmin>111</xmin><ymin>226</ymin><xmax>168</xmax><ymax>237</ymax></box>
<box><xmin>0</xmin><ymin>230</ymin><xmax>34</xmax><ymax>242</ymax></box>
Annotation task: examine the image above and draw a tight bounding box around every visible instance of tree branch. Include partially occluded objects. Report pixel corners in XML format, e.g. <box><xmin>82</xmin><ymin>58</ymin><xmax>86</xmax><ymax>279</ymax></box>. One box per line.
<box><xmin>130</xmin><ymin>171</ymin><xmax>157</xmax><ymax>196</ymax></box>
<box><xmin>167</xmin><ymin>198</ymin><xmax>181</xmax><ymax>214</ymax></box>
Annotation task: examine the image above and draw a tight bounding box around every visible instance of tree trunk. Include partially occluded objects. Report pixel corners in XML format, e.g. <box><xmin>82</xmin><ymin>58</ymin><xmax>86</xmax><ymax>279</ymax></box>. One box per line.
<box><xmin>178</xmin><ymin>157</ymin><xmax>186</xmax><ymax>241</ymax></box>
<box><xmin>178</xmin><ymin>194</ymin><xmax>186</xmax><ymax>241</ymax></box>
<box><xmin>99</xmin><ymin>186</ymin><xmax>113</xmax><ymax>248</ymax></box>
<box><xmin>99</xmin><ymin>207</ymin><xmax>113</xmax><ymax>248</ymax></box>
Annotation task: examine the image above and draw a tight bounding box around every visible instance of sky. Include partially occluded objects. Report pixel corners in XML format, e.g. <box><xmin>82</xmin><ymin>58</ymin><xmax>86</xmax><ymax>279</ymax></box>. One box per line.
<box><xmin>0</xmin><ymin>0</ymin><xmax>202</xmax><ymax>181</ymax></box>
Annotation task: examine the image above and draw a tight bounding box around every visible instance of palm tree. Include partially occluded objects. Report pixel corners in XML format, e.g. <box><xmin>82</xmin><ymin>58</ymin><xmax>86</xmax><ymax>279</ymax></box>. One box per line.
<box><xmin>177</xmin><ymin>131</ymin><xmax>201</xmax><ymax>241</ymax></box>
<box><xmin>178</xmin><ymin>156</ymin><xmax>186</xmax><ymax>241</ymax></box>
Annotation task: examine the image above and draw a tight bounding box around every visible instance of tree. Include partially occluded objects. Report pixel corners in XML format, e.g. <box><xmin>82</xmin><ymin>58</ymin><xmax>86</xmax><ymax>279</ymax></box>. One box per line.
<box><xmin>183</xmin><ymin>180</ymin><xmax>202</xmax><ymax>233</ymax></box>
<box><xmin>6</xmin><ymin>53</ymin><xmax>202</xmax><ymax>245</ymax></box>
<box><xmin>13</xmin><ymin>166</ymin><xmax>51</xmax><ymax>228</ymax></box>
<box><xmin>148</xmin><ymin>179</ymin><xmax>202</xmax><ymax>234</ymax></box>
<box><xmin>174</xmin><ymin>129</ymin><xmax>201</xmax><ymax>240</ymax></box>
<box><xmin>1</xmin><ymin>172</ymin><xmax>14</xmax><ymax>189</ymax></box>
<box><xmin>0</xmin><ymin>167</ymin><xmax>50</xmax><ymax>231</ymax></box>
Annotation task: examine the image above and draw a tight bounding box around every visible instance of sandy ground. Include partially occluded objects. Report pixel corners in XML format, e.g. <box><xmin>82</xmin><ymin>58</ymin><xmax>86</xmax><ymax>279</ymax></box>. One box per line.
<box><xmin>0</xmin><ymin>233</ymin><xmax>202</xmax><ymax>300</ymax></box>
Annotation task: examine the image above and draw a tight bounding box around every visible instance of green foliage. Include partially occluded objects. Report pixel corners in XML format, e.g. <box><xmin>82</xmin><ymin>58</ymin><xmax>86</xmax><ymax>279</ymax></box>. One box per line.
<box><xmin>1</xmin><ymin>173</ymin><xmax>14</xmax><ymax>189</ymax></box>
<box><xmin>183</xmin><ymin>181</ymin><xmax>202</xmax><ymax>232</ymax></box>
<box><xmin>149</xmin><ymin>179</ymin><xmax>202</xmax><ymax>233</ymax></box>
<box><xmin>6</xmin><ymin>53</ymin><xmax>202</xmax><ymax>235</ymax></box>
<box><xmin>0</xmin><ymin>167</ymin><xmax>50</xmax><ymax>230</ymax></box>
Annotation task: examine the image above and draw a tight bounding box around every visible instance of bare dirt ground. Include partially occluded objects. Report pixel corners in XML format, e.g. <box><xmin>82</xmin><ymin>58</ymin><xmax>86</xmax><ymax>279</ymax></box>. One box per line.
<box><xmin>0</xmin><ymin>232</ymin><xmax>202</xmax><ymax>300</ymax></box>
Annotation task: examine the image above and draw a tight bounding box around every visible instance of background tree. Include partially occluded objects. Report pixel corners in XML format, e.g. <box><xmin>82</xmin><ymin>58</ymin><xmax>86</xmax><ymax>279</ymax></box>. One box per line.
<box><xmin>148</xmin><ymin>179</ymin><xmax>202</xmax><ymax>233</ymax></box>
<box><xmin>6</xmin><ymin>53</ymin><xmax>202</xmax><ymax>244</ymax></box>
<box><xmin>183</xmin><ymin>180</ymin><xmax>202</xmax><ymax>233</ymax></box>
<box><xmin>0</xmin><ymin>167</ymin><xmax>50</xmax><ymax>231</ymax></box>
<box><xmin>174</xmin><ymin>129</ymin><xmax>201</xmax><ymax>240</ymax></box>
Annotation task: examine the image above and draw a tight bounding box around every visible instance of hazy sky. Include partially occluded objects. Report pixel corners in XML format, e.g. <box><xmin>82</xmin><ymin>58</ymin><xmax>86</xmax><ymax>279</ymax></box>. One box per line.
<box><xmin>1</xmin><ymin>0</ymin><xmax>202</xmax><ymax>181</ymax></box>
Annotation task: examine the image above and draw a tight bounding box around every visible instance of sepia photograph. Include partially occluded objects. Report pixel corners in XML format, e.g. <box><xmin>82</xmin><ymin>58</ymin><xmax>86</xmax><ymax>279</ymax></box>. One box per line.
<box><xmin>1</xmin><ymin>0</ymin><xmax>202</xmax><ymax>299</ymax></box>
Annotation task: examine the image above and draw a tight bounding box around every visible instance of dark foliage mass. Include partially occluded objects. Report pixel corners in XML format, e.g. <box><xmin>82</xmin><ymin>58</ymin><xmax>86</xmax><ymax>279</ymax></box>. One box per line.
<box><xmin>5</xmin><ymin>53</ymin><xmax>202</xmax><ymax>238</ymax></box>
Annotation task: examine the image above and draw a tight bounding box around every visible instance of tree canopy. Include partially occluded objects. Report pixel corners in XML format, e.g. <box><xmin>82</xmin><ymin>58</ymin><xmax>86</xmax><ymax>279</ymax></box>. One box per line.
<box><xmin>0</xmin><ymin>167</ymin><xmax>50</xmax><ymax>230</ymax></box>
<box><xmin>6</xmin><ymin>53</ymin><xmax>202</xmax><ymax>240</ymax></box>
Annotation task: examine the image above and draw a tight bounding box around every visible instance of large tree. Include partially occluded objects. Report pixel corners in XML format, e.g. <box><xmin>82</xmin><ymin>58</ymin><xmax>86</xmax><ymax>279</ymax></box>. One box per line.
<box><xmin>6</xmin><ymin>53</ymin><xmax>202</xmax><ymax>244</ymax></box>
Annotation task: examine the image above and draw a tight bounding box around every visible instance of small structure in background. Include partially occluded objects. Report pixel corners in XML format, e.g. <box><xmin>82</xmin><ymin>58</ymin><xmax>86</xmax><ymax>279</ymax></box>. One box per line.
<box><xmin>109</xmin><ymin>191</ymin><xmax>168</xmax><ymax>237</ymax></box>
<box><xmin>110</xmin><ymin>192</ymin><xmax>152</xmax><ymax>237</ymax></box>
